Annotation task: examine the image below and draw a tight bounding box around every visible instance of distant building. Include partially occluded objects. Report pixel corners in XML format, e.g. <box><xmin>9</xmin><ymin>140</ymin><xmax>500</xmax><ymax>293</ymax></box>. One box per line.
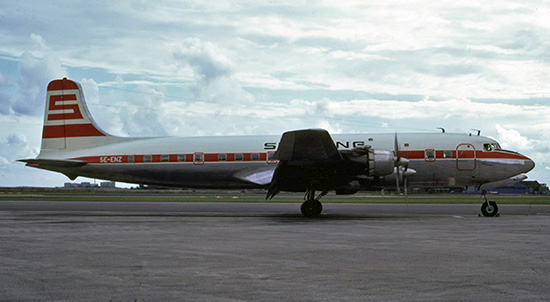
<box><xmin>63</xmin><ymin>181</ymin><xmax>116</xmax><ymax>189</ymax></box>
<box><xmin>466</xmin><ymin>181</ymin><xmax>549</xmax><ymax>194</ymax></box>
<box><xmin>64</xmin><ymin>182</ymin><xmax>98</xmax><ymax>189</ymax></box>
<box><xmin>100</xmin><ymin>181</ymin><xmax>116</xmax><ymax>188</ymax></box>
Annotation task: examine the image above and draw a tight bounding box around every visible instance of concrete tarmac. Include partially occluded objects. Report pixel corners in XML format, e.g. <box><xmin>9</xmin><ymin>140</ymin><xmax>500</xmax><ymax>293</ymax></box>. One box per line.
<box><xmin>1</xmin><ymin>201</ymin><xmax>549</xmax><ymax>301</ymax></box>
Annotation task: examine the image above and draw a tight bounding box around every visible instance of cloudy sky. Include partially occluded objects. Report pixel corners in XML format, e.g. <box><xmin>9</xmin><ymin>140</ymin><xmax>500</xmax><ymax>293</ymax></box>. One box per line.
<box><xmin>1</xmin><ymin>1</ymin><xmax>549</xmax><ymax>187</ymax></box>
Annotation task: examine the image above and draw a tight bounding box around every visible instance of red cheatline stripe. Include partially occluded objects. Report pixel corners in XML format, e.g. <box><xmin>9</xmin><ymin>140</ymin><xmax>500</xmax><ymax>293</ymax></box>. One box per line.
<box><xmin>400</xmin><ymin>150</ymin><xmax>530</xmax><ymax>160</ymax></box>
<box><xmin>72</xmin><ymin>152</ymin><xmax>274</xmax><ymax>164</ymax></box>
<box><xmin>69</xmin><ymin>150</ymin><xmax>528</xmax><ymax>164</ymax></box>
<box><xmin>476</xmin><ymin>151</ymin><xmax>530</xmax><ymax>160</ymax></box>
<box><xmin>42</xmin><ymin>124</ymin><xmax>106</xmax><ymax>138</ymax></box>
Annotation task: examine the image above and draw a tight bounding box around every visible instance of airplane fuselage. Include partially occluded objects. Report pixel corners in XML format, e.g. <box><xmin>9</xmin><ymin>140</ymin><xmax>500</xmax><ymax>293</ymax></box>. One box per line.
<box><xmin>34</xmin><ymin>132</ymin><xmax>533</xmax><ymax>190</ymax></box>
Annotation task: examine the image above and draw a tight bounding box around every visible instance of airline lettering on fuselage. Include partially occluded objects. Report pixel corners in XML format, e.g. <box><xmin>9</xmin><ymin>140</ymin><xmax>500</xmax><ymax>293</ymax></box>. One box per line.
<box><xmin>336</xmin><ymin>141</ymin><xmax>365</xmax><ymax>149</ymax></box>
<box><xmin>99</xmin><ymin>156</ymin><xmax>123</xmax><ymax>163</ymax></box>
<box><xmin>264</xmin><ymin>141</ymin><xmax>366</xmax><ymax>150</ymax></box>
<box><xmin>264</xmin><ymin>142</ymin><xmax>277</xmax><ymax>150</ymax></box>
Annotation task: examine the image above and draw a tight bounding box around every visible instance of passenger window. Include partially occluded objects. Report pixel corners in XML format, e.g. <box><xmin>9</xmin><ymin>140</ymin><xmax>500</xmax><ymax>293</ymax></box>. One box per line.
<box><xmin>443</xmin><ymin>151</ymin><xmax>453</xmax><ymax>158</ymax></box>
<box><xmin>177</xmin><ymin>154</ymin><xmax>186</xmax><ymax>162</ymax></box>
<box><xmin>128</xmin><ymin>155</ymin><xmax>134</xmax><ymax>163</ymax></box>
<box><xmin>251</xmin><ymin>153</ymin><xmax>260</xmax><ymax>161</ymax></box>
<box><xmin>144</xmin><ymin>155</ymin><xmax>152</xmax><ymax>162</ymax></box>
<box><xmin>425</xmin><ymin>149</ymin><xmax>435</xmax><ymax>161</ymax></box>
<box><xmin>218</xmin><ymin>153</ymin><xmax>227</xmax><ymax>161</ymax></box>
<box><xmin>235</xmin><ymin>153</ymin><xmax>243</xmax><ymax>161</ymax></box>
<box><xmin>161</xmin><ymin>155</ymin><xmax>169</xmax><ymax>162</ymax></box>
<box><xmin>194</xmin><ymin>152</ymin><xmax>204</xmax><ymax>165</ymax></box>
<box><xmin>267</xmin><ymin>151</ymin><xmax>278</xmax><ymax>164</ymax></box>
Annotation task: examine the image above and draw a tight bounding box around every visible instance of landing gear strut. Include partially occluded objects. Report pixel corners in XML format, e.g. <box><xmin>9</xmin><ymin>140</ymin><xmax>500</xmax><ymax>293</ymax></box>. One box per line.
<box><xmin>300</xmin><ymin>189</ymin><xmax>327</xmax><ymax>217</ymax></box>
<box><xmin>481</xmin><ymin>191</ymin><xmax>499</xmax><ymax>217</ymax></box>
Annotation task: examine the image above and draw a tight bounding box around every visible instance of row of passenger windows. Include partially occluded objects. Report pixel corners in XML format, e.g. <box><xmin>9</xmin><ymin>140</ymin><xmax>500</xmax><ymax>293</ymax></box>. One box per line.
<box><xmin>127</xmin><ymin>151</ymin><xmax>459</xmax><ymax>162</ymax></box>
<box><xmin>425</xmin><ymin>150</ymin><xmax>454</xmax><ymax>160</ymax></box>
<box><xmin>127</xmin><ymin>153</ymin><xmax>268</xmax><ymax>163</ymax></box>
<box><xmin>126</xmin><ymin>150</ymin><xmax>469</xmax><ymax>163</ymax></box>
<box><xmin>197</xmin><ymin>153</ymin><xmax>262</xmax><ymax>161</ymax></box>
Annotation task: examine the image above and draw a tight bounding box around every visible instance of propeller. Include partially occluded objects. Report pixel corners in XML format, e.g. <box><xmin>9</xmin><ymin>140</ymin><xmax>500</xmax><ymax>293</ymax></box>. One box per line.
<box><xmin>394</xmin><ymin>133</ymin><xmax>410</xmax><ymax>203</ymax></box>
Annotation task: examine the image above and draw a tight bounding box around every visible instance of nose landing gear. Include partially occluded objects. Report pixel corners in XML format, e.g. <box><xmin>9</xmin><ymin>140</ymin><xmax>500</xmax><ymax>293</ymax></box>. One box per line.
<box><xmin>481</xmin><ymin>191</ymin><xmax>500</xmax><ymax>217</ymax></box>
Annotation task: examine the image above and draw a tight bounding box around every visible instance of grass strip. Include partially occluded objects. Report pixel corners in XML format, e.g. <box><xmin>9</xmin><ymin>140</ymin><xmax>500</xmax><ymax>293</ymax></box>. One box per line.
<box><xmin>0</xmin><ymin>193</ymin><xmax>549</xmax><ymax>204</ymax></box>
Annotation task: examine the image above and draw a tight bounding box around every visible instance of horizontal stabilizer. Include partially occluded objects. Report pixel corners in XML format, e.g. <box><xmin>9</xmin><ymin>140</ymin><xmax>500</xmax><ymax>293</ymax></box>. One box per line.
<box><xmin>18</xmin><ymin>158</ymin><xmax>88</xmax><ymax>168</ymax></box>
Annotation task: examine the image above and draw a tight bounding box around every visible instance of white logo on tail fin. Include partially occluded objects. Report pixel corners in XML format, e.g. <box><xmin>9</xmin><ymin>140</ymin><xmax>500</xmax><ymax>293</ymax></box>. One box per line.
<box><xmin>42</xmin><ymin>78</ymin><xmax>107</xmax><ymax>139</ymax></box>
<box><xmin>47</xmin><ymin>93</ymin><xmax>83</xmax><ymax>121</ymax></box>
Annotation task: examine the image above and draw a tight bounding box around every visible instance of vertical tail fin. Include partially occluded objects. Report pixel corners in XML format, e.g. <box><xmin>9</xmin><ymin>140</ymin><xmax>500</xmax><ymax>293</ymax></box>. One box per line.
<box><xmin>41</xmin><ymin>78</ymin><xmax>110</xmax><ymax>151</ymax></box>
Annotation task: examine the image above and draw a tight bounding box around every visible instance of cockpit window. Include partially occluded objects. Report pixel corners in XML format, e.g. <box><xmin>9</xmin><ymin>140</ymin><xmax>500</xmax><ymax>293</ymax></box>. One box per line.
<box><xmin>484</xmin><ymin>143</ymin><xmax>501</xmax><ymax>151</ymax></box>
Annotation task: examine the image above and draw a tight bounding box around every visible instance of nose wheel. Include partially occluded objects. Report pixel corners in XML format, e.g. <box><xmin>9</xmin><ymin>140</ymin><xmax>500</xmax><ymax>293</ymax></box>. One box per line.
<box><xmin>481</xmin><ymin>191</ymin><xmax>500</xmax><ymax>217</ymax></box>
<box><xmin>481</xmin><ymin>200</ymin><xmax>499</xmax><ymax>217</ymax></box>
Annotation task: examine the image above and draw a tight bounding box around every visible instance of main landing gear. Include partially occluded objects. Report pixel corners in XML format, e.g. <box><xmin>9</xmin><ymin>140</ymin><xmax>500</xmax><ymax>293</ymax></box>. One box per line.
<box><xmin>481</xmin><ymin>191</ymin><xmax>499</xmax><ymax>217</ymax></box>
<box><xmin>301</xmin><ymin>189</ymin><xmax>327</xmax><ymax>217</ymax></box>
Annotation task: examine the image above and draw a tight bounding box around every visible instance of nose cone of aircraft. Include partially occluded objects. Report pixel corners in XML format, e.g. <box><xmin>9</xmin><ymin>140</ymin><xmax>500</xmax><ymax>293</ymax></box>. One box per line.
<box><xmin>523</xmin><ymin>157</ymin><xmax>535</xmax><ymax>173</ymax></box>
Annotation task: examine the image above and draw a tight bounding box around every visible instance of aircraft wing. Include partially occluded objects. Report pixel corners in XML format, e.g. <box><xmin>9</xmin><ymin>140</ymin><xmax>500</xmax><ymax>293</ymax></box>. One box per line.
<box><xmin>267</xmin><ymin>129</ymin><xmax>344</xmax><ymax>199</ymax></box>
<box><xmin>273</xmin><ymin>129</ymin><xmax>342</xmax><ymax>166</ymax></box>
<box><xmin>233</xmin><ymin>128</ymin><xmax>343</xmax><ymax>188</ymax></box>
<box><xmin>233</xmin><ymin>167</ymin><xmax>276</xmax><ymax>186</ymax></box>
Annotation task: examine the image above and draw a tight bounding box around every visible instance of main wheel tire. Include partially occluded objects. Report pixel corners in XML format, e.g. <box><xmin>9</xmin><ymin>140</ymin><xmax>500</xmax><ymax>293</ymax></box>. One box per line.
<box><xmin>300</xmin><ymin>200</ymin><xmax>323</xmax><ymax>217</ymax></box>
<box><xmin>481</xmin><ymin>201</ymin><xmax>499</xmax><ymax>217</ymax></box>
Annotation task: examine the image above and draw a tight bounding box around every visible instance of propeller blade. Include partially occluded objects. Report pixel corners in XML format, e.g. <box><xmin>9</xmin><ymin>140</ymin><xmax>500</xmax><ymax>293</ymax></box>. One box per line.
<box><xmin>394</xmin><ymin>132</ymin><xmax>400</xmax><ymax>161</ymax></box>
<box><xmin>394</xmin><ymin>133</ymin><xmax>402</xmax><ymax>195</ymax></box>
<box><xmin>395</xmin><ymin>167</ymin><xmax>401</xmax><ymax>195</ymax></box>
<box><xmin>404</xmin><ymin>174</ymin><xmax>409</xmax><ymax>206</ymax></box>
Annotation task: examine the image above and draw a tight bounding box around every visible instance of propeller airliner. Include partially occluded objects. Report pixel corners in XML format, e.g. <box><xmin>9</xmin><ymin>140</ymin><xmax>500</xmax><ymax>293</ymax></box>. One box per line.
<box><xmin>20</xmin><ymin>78</ymin><xmax>535</xmax><ymax>217</ymax></box>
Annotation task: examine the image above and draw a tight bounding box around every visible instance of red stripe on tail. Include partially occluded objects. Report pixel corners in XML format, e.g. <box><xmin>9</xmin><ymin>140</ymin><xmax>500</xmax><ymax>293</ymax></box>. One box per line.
<box><xmin>42</xmin><ymin>124</ymin><xmax>107</xmax><ymax>139</ymax></box>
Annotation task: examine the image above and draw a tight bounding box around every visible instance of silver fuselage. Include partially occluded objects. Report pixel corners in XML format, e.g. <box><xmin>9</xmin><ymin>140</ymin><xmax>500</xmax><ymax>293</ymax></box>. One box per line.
<box><xmin>35</xmin><ymin>132</ymin><xmax>534</xmax><ymax>189</ymax></box>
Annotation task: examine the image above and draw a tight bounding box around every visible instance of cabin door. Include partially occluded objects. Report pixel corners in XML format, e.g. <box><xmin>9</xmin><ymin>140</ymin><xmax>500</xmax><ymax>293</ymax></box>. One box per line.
<box><xmin>456</xmin><ymin>143</ymin><xmax>476</xmax><ymax>171</ymax></box>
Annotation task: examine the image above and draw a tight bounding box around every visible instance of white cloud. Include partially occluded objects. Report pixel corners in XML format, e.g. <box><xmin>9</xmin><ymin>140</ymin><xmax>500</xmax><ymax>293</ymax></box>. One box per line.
<box><xmin>0</xmin><ymin>132</ymin><xmax>37</xmax><ymax>185</ymax></box>
<box><xmin>0</xmin><ymin>1</ymin><xmax>549</xmax><ymax>185</ymax></box>
<box><xmin>495</xmin><ymin>124</ymin><xmax>534</xmax><ymax>151</ymax></box>
<box><xmin>0</xmin><ymin>73</ymin><xmax>12</xmax><ymax>87</ymax></box>
<box><xmin>171</xmin><ymin>38</ymin><xmax>254</xmax><ymax>104</ymax></box>
<box><xmin>90</xmin><ymin>78</ymin><xmax>170</xmax><ymax>137</ymax></box>
<box><xmin>12</xmin><ymin>52</ymin><xmax>67</xmax><ymax>116</ymax></box>
<box><xmin>29</xmin><ymin>33</ymin><xmax>47</xmax><ymax>50</ymax></box>
<box><xmin>172</xmin><ymin>38</ymin><xmax>233</xmax><ymax>82</ymax></box>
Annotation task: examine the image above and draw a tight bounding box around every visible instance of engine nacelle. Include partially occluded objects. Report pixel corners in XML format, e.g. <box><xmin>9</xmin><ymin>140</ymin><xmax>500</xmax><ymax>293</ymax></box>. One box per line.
<box><xmin>335</xmin><ymin>180</ymin><xmax>361</xmax><ymax>195</ymax></box>
<box><xmin>343</xmin><ymin>146</ymin><xmax>395</xmax><ymax>177</ymax></box>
